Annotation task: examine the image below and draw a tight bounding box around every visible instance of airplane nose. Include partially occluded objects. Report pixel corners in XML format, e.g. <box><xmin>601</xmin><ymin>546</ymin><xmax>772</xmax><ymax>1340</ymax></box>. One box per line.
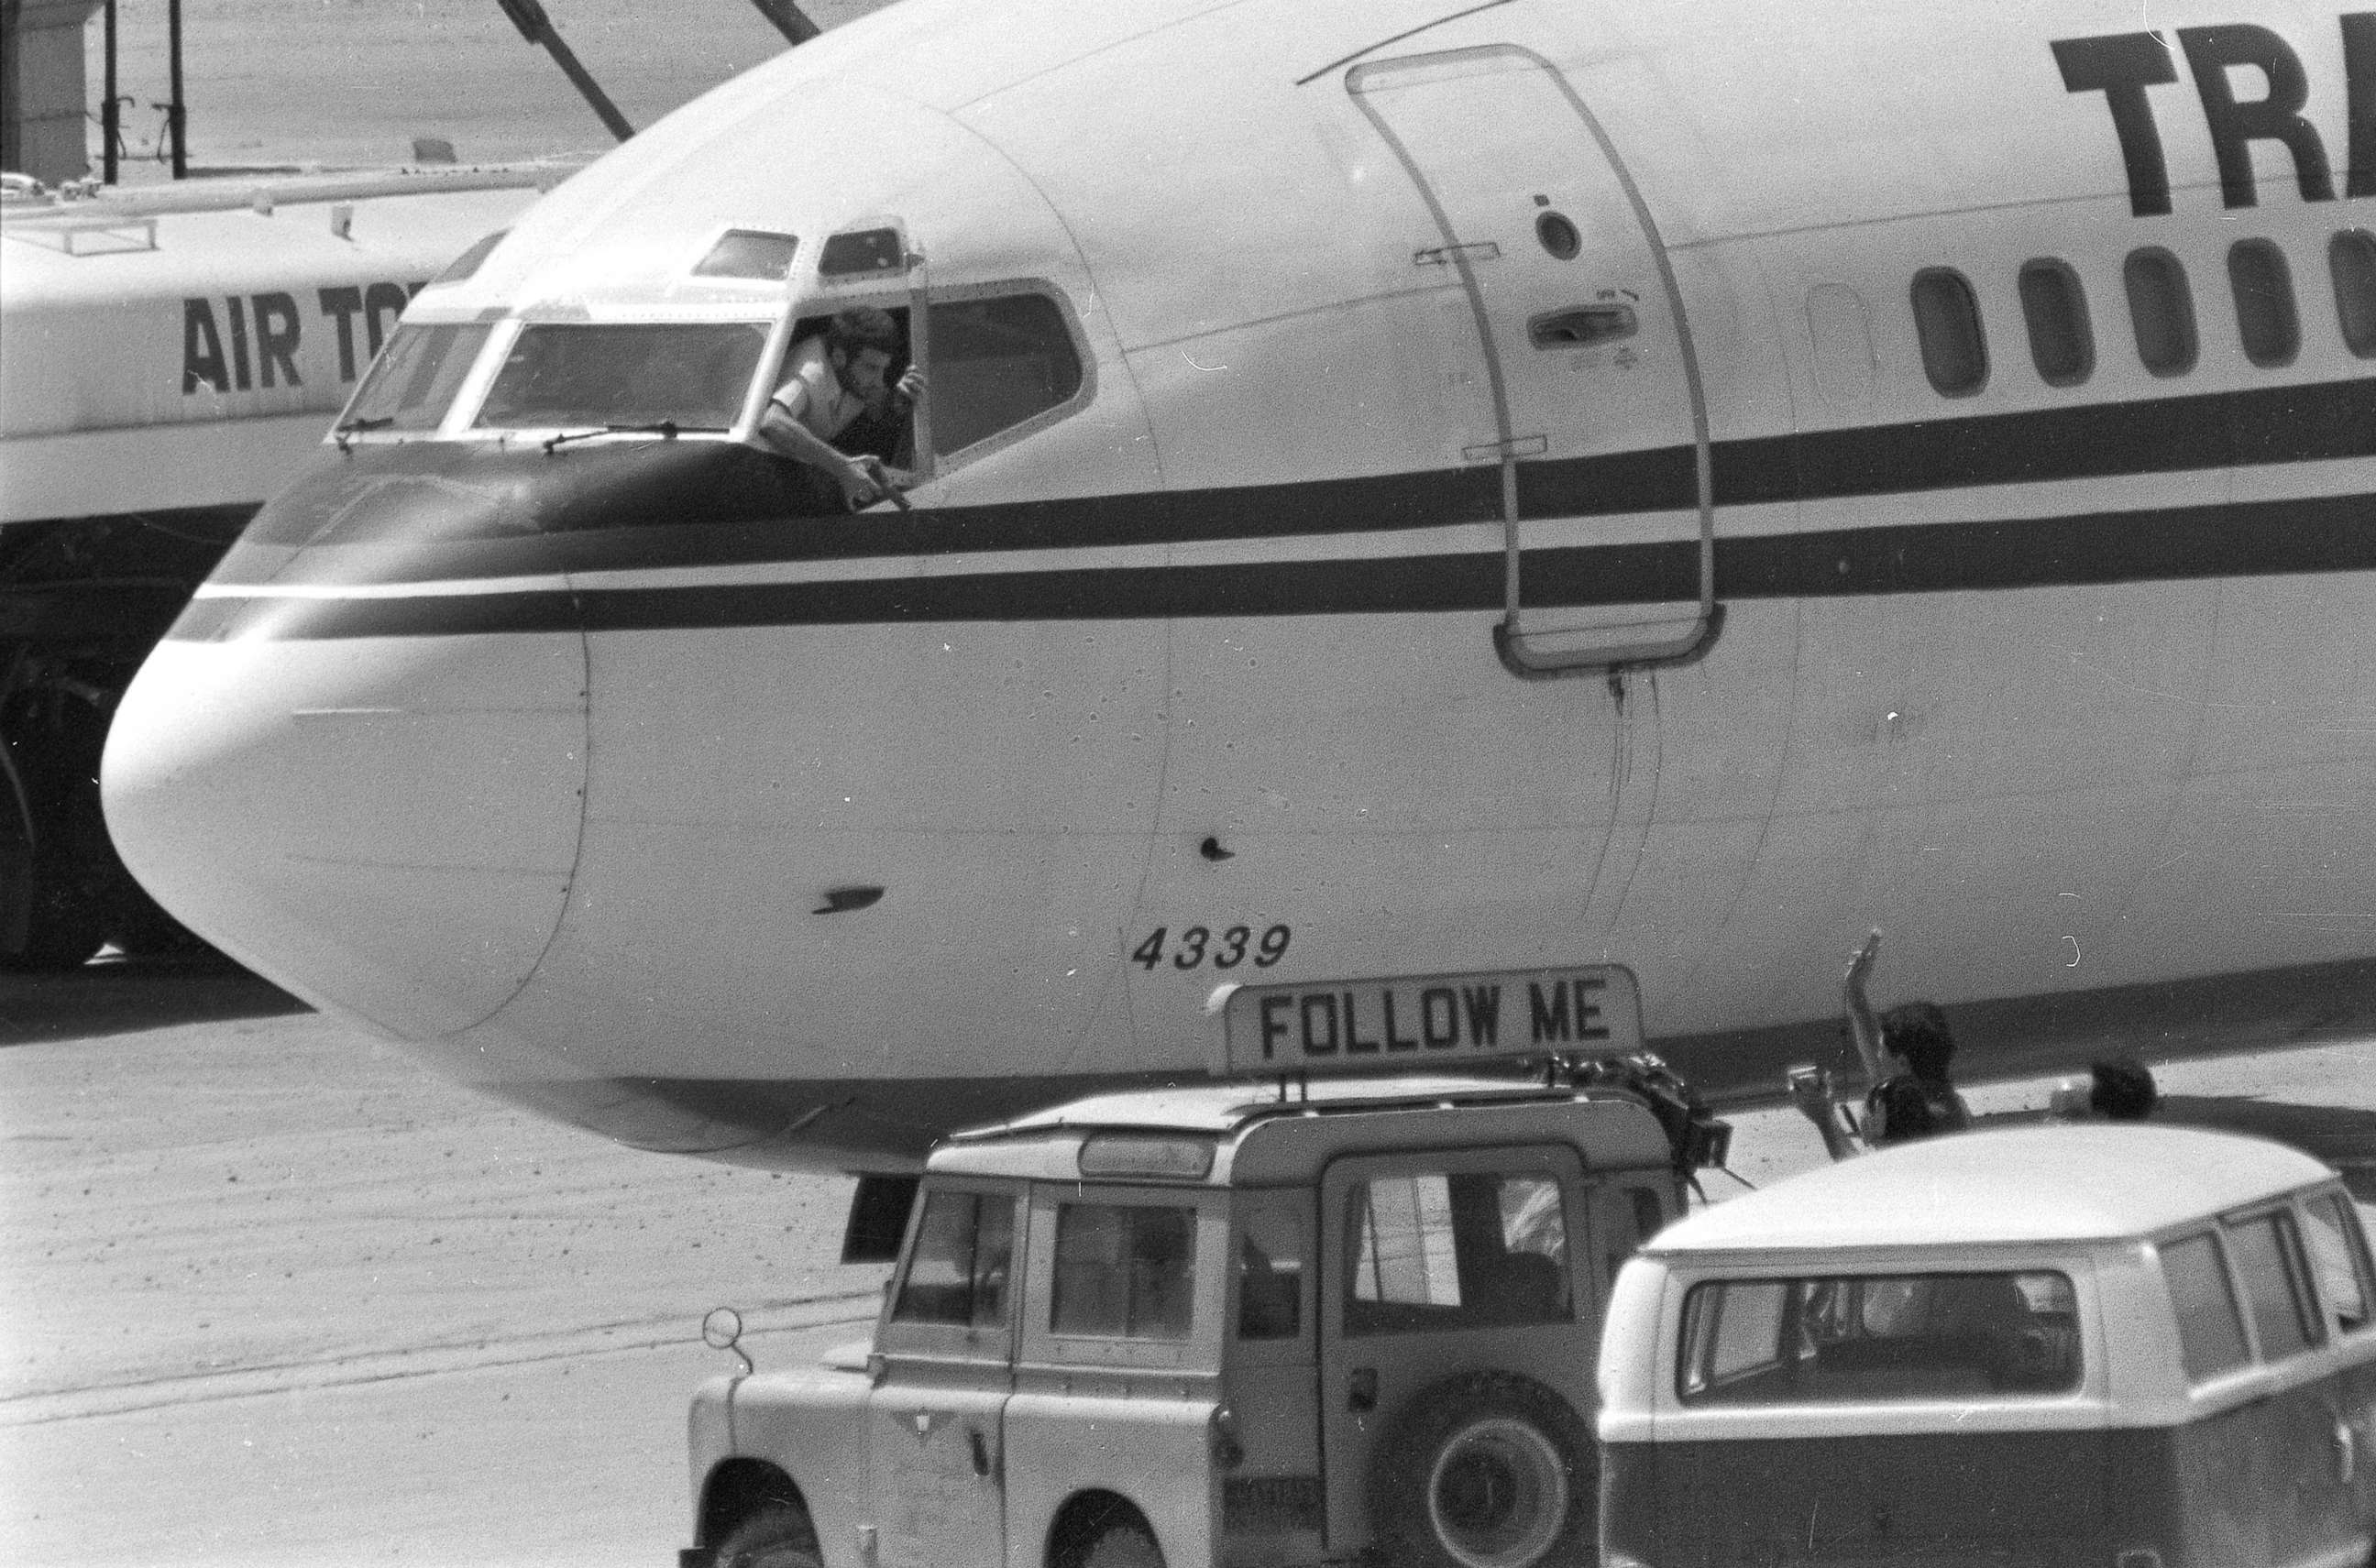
<box><xmin>103</xmin><ymin>619</ymin><xmax>588</xmax><ymax>1037</ymax></box>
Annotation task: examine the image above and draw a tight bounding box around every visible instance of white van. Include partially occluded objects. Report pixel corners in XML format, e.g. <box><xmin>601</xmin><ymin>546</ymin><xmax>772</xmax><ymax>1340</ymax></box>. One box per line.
<box><xmin>1597</xmin><ymin>1124</ymin><xmax>2376</xmax><ymax>1568</ymax></box>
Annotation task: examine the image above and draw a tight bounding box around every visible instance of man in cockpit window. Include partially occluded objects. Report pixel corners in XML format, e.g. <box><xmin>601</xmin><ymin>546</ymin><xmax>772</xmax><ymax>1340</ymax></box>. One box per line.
<box><xmin>755</xmin><ymin>307</ymin><xmax>923</xmax><ymax>511</ymax></box>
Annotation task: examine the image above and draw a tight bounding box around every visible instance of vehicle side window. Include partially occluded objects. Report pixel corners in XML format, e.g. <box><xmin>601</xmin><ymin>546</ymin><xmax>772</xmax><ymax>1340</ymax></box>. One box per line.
<box><xmin>1680</xmin><ymin>1281</ymin><xmax>1788</xmax><ymax>1398</ymax></box>
<box><xmin>926</xmin><ymin>293</ymin><xmax>1084</xmax><ymax>455</ymax></box>
<box><xmin>1051</xmin><ymin>1202</ymin><xmax>1196</xmax><ymax>1341</ymax></box>
<box><xmin>1343</xmin><ymin>1169</ymin><xmax>1571</xmax><ymax>1335</ymax></box>
<box><xmin>1235</xmin><ymin>1201</ymin><xmax>1304</xmax><ymax>1341</ymax></box>
<box><xmin>1679</xmin><ymin>1273</ymin><xmax>2079</xmax><ymax>1405</ymax></box>
<box><xmin>1598</xmin><ymin>1185</ymin><xmax>1669</xmax><ymax>1293</ymax></box>
<box><xmin>2162</xmin><ymin>1231</ymin><xmax>2250</xmax><ymax>1382</ymax></box>
<box><xmin>891</xmin><ymin>1188</ymin><xmax>1015</xmax><ymax>1331</ymax></box>
<box><xmin>2224</xmin><ymin>1210</ymin><xmax>2321</xmax><ymax>1357</ymax></box>
<box><xmin>2304</xmin><ymin>1193</ymin><xmax>2376</xmax><ymax>1333</ymax></box>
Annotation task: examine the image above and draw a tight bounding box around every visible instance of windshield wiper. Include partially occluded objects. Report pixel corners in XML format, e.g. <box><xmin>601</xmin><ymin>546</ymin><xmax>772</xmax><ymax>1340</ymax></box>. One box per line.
<box><xmin>333</xmin><ymin>415</ymin><xmax>393</xmax><ymax>452</ymax></box>
<box><xmin>542</xmin><ymin>421</ymin><xmax>721</xmax><ymax>454</ymax></box>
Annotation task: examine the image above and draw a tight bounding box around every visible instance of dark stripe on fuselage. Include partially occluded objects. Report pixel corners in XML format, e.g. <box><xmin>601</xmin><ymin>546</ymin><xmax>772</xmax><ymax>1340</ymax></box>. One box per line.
<box><xmin>170</xmin><ymin>374</ymin><xmax>2376</xmax><ymax>640</ymax></box>
<box><xmin>169</xmin><ymin>488</ymin><xmax>2376</xmax><ymax>641</ymax></box>
<box><xmin>213</xmin><ymin>374</ymin><xmax>2376</xmax><ymax>589</ymax></box>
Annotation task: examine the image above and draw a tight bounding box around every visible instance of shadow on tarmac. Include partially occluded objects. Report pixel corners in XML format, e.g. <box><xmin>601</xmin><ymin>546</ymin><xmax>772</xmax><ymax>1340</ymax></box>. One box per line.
<box><xmin>0</xmin><ymin>950</ymin><xmax>308</xmax><ymax>1047</ymax></box>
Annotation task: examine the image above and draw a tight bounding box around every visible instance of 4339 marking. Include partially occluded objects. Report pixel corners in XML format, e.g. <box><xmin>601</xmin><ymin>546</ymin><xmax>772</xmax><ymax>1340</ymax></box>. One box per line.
<box><xmin>1130</xmin><ymin>924</ymin><xmax>1291</xmax><ymax>971</ymax></box>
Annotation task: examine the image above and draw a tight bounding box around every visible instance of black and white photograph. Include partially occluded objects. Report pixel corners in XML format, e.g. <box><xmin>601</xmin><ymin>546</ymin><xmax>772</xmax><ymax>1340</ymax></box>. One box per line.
<box><xmin>6</xmin><ymin>1</ymin><xmax>2376</xmax><ymax>1563</ymax></box>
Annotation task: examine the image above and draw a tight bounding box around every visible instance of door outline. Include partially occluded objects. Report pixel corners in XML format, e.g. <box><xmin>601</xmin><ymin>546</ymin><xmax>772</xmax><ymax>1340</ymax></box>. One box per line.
<box><xmin>1347</xmin><ymin>45</ymin><xmax>1720</xmax><ymax>677</ymax></box>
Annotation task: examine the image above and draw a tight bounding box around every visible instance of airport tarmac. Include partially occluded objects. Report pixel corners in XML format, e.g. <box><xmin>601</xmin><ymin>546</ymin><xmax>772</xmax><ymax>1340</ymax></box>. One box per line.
<box><xmin>6</xmin><ymin>955</ymin><xmax>2375</xmax><ymax>1564</ymax></box>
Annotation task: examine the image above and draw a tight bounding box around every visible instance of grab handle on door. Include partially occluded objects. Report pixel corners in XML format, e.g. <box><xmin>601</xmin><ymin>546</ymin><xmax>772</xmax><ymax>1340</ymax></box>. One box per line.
<box><xmin>2338</xmin><ymin>1420</ymin><xmax>2357</xmax><ymax>1485</ymax></box>
<box><xmin>1348</xmin><ymin>1367</ymin><xmax>1377</xmax><ymax>1412</ymax></box>
<box><xmin>1529</xmin><ymin>304</ymin><xmax>1637</xmax><ymax>349</ymax></box>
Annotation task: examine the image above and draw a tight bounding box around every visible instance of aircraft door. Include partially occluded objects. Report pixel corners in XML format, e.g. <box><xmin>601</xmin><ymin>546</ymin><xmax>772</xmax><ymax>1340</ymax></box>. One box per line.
<box><xmin>1348</xmin><ymin>48</ymin><xmax>1714</xmax><ymax>674</ymax></box>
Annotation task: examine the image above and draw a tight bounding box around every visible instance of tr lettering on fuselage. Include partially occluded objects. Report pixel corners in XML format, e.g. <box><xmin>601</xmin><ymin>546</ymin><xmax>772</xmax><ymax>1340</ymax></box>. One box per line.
<box><xmin>2054</xmin><ymin>16</ymin><xmax>2374</xmax><ymax>215</ymax></box>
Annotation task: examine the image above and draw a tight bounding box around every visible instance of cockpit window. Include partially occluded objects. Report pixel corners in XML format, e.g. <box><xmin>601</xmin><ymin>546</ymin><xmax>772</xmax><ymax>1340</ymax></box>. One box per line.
<box><xmin>473</xmin><ymin>323</ymin><xmax>771</xmax><ymax>433</ymax></box>
<box><xmin>927</xmin><ymin>293</ymin><xmax>1084</xmax><ymax>455</ymax></box>
<box><xmin>342</xmin><ymin>323</ymin><xmax>492</xmax><ymax>432</ymax></box>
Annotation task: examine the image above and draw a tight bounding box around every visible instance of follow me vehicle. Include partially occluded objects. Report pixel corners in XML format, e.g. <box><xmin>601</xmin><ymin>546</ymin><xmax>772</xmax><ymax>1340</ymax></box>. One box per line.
<box><xmin>680</xmin><ymin>964</ymin><xmax>1722</xmax><ymax>1568</ymax></box>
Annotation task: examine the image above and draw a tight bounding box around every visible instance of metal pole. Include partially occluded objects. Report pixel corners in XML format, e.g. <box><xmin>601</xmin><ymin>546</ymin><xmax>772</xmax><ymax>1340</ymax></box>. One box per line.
<box><xmin>167</xmin><ymin>0</ymin><xmax>186</xmax><ymax>178</ymax></box>
<box><xmin>102</xmin><ymin>0</ymin><xmax>118</xmax><ymax>183</ymax></box>
<box><xmin>747</xmin><ymin>0</ymin><xmax>820</xmax><ymax>46</ymax></box>
<box><xmin>493</xmin><ymin>0</ymin><xmax>633</xmax><ymax>144</ymax></box>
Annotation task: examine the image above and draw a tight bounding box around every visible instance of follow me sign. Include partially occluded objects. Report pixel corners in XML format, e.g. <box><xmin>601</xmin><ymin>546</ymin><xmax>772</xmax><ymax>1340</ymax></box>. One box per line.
<box><xmin>1212</xmin><ymin>965</ymin><xmax>1643</xmax><ymax>1078</ymax></box>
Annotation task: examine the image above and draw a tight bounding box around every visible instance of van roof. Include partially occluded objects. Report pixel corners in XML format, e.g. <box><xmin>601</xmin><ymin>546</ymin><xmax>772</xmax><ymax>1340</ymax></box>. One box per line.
<box><xmin>1647</xmin><ymin>1125</ymin><xmax>2336</xmax><ymax>1255</ymax></box>
<box><xmin>930</xmin><ymin>1075</ymin><xmax>1673</xmax><ymax>1184</ymax></box>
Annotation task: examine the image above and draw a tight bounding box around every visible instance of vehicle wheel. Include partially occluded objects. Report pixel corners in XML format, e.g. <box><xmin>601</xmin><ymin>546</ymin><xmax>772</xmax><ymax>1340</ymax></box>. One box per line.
<box><xmin>1080</xmin><ymin>1521</ymin><xmax>1164</xmax><ymax>1568</ymax></box>
<box><xmin>1367</xmin><ymin>1371</ymin><xmax>1595</xmax><ymax>1568</ymax></box>
<box><xmin>710</xmin><ymin>1504</ymin><xmax>822</xmax><ymax>1568</ymax></box>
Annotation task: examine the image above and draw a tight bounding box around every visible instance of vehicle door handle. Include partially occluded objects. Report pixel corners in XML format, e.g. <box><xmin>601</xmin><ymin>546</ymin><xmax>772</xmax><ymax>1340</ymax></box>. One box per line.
<box><xmin>1348</xmin><ymin>1367</ymin><xmax>1377</xmax><ymax>1412</ymax></box>
<box><xmin>2338</xmin><ymin>1420</ymin><xmax>2357</xmax><ymax>1485</ymax></box>
<box><xmin>968</xmin><ymin>1427</ymin><xmax>997</xmax><ymax>1482</ymax></box>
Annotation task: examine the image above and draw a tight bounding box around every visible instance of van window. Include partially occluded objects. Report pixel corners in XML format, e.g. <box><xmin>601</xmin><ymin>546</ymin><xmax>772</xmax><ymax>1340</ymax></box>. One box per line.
<box><xmin>2018</xmin><ymin>258</ymin><xmax>2095</xmax><ymax>387</ymax></box>
<box><xmin>892</xmin><ymin>1189</ymin><xmax>1015</xmax><ymax>1331</ymax></box>
<box><xmin>2304</xmin><ymin>1193</ymin><xmax>2375</xmax><ymax>1333</ymax></box>
<box><xmin>1344</xmin><ymin>1169</ymin><xmax>1570</xmax><ymax>1335</ymax></box>
<box><xmin>2225</xmin><ymin>1211</ymin><xmax>2320</xmax><ymax>1357</ymax></box>
<box><xmin>2228</xmin><ymin>239</ymin><xmax>2301</xmax><ymax>367</ymax></box>
<box><xmin>2332</xmin><ymin>230</ymin><xmax>2376</xmax><ymax>357</ymax></box>
<box><xmin>1678</xmin><ymin>1272</ymin><xmax>2080</xmax><ymax>1404</ymax></box>
<box><xmin>2162</xmin><ymin>1232</ymin><xmax>2250</xmax><ymax>1382</ymax></box>
<box><xmin>1910</xmin><ymin>268</ymin><xmax>1987</xmax><ymax>396</ymax></box>
<box><xmin>2125</xmin><ymin>247</ymin><xmax>2199</xmax><ymax>377</ymax></box>
<box><xmin>1051</xmin><ymin>1202</ymin><xmax>1196</xmax><ymax>1341</ymax></box>
<box><xmin>926</xmin><ymin>293</ymin><xmax>1084</xmax><ymax>455</ymax></box>
<box><xmin>1235</xmin><ymin>1201</ymin><xmax>1304</xmax><ymax>1341</ymax></box>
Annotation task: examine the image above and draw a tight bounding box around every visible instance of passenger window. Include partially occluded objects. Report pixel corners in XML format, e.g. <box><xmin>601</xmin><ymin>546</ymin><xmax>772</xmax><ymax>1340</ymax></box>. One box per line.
<box><xmin>925</xmin><ymin>293</ymin><xmax>1084</xmax><ymax>455</ymax></box>
<box><xmin>1344</xmin><ymin>1168</ymin><xmax>1571</xmax><ymax>1336</ymax></box>
<box><xmin>2331</xmin><ymin>230</ymin><xmax>2376</xmax><ymax>358</ymax></box>
<box><xmin>892</xmin><ymin>1189</ymin><xmax>1015</xmax><ymax>1332</ymax></box>
<box><xmin>1680</xmin><ymin>1273</ymin><xmax>2080</xmax><ymax>1405</ymax></box>
<box><xmin>1234</xmin><ymin>1202</ymin><xmax>1304</xmax><ymax>1341</ymax></box>
<box><xmin>2124</xmin><ymin>247</ymin><xmax>2199</xmax><ymax>378</ymax></box>
<box><xmin>2018</xmin><ymin>259</ymin><xmax>2094</xmax><ymax>387</ymax></box>
<box><xmin>2304</xmin><ymin>1193</ymin><xmax>2376</xmax><ymax>1333</ymax></box>
<box><xmin>1051</xmin><ymin>1202</ymin><xmax>1196</xmax><ymax>1341</ymax></box>
<box><xmin>2162</xmin><ymin>1232</ymin><xmax>2250</xmax><ymax>1382</ymax></box>
<box><xmin>2228</xmin><ymin>239</ymin><xmax>2300</xmax><ymax>367</ymax></box>
<box><xmin>1681</xmin><ymin>1281</ymin><xmax>1788</xmax><ymax>1397</ymax></box>
<box><xmin>1910</xmin><ymin>268</ymin><xmax>1987</xmax><ymax>396</ymax></box>
<box><xmin>2225</xmin><ymin>1211</ymin><xmax>2320</xmax><ymax>1357</ymax></box>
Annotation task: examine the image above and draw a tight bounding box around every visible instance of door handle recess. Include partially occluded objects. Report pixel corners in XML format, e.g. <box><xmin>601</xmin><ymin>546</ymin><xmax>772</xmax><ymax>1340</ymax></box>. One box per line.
<box><xmin>1349</xmin><ymin>1367</ymin><xmax>1378</xmax><ymax>1412</ymax></box>
<box><xmin>1530</xmin><ymin>304</ymin><xmax>1637</xmax><ymax>349</ymax></box>
<box><xmin>969</xmin><ymin>1427</ymin><xmax>998</xmax><ymax>1482</ymax></box>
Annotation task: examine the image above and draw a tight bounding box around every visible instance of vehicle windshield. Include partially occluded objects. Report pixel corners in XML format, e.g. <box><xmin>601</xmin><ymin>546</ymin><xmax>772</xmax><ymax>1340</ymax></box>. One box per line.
<box><xmin>341</xmin><ymin>323</ymin><xmax>492</xmax><ymax>433</ymax></box>
<box><xmin>473</xmin><ymin>323</ymin><xmax>772</xmax><ymax>433</ymax></box>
